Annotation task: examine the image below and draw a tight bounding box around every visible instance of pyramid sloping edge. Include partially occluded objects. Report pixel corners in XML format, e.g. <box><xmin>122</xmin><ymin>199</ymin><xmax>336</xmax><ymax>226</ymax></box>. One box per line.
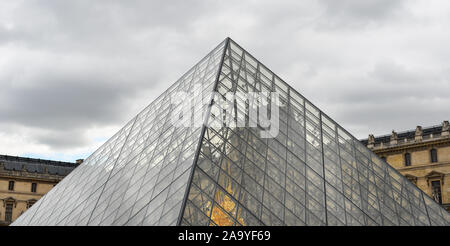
<box><xmin>11</xmin><ymin>39</ymin><xmax>228</xmax><ymax>226</ymax></box>
<box><xmin>179</xmin><ymin>38</ymin><xmax>450</xmax><ymax>226</ymax></box>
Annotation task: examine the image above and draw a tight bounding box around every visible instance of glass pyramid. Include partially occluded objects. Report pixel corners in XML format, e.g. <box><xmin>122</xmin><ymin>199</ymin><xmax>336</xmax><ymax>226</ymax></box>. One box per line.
<box><xmin>13</xmin><ymin>38</ymin><xmax>450</xmax><ymax>226</ymax></box>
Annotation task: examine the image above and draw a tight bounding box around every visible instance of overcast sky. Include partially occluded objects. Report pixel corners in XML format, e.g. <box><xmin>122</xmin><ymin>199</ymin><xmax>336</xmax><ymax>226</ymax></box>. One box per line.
<box><xmin>1</xmin><ymin>0</ymin><xmax>449</xmax><ymax>162</ymax></box>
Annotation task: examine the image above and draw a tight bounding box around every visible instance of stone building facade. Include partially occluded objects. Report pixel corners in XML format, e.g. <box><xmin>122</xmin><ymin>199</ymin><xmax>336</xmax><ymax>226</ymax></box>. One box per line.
<box><xmin>361</xmin><ymin>121</ymin><xmax>450</xmax><ymax>212</ymax></box>
<box><xmin>0</xmin><ymin>155</ymin><xmax>79</xmax><ymax>225</ymax></box>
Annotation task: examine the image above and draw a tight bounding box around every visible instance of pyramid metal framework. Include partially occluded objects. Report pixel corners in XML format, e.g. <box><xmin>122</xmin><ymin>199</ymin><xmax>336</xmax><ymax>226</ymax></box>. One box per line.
<box><xmin>13</xmin><ymin>38</ymin><xmax>450</xmax><ymax>226</ymax></box>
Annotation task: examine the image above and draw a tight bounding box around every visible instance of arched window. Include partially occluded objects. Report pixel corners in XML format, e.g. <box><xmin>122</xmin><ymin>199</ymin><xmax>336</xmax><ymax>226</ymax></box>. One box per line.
<box><xmin>430</xmin><ymin>148</ymin><xmax>438</xmax><ymax>163</ymax></box>
<box><xmin>26</xmin><ymin>199</ymin><xmax>37</xmax><ymax>209</ymax></box>
<box><xmin>404</xmin><ymin>153</ymin><xmax>411</xmax><ymax>166</ymax></box>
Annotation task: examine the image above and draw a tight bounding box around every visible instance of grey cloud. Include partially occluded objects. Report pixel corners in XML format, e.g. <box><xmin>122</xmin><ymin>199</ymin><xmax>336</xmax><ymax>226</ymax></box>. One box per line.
<box><xmin>0</xmin><ymin>48</ymin><xmax>168</xmax><ymax>151</ymax></box>
<box><xmin>316</xmin><ymin>0</ymin><xmax>408</xmax><ymax>29</ymax></box>
<box><xmin>330</xmin><ymin>61</ymin><xmax>449</xmax><ymax>103</ymax></box>
<box><xmin>305</xmin><ymin>60</ymin><xmax>450</xmax><ymax>138</ymax></box>
<box><xmin>33</xmin><ymin>129</ymin><xmax>90</xmax><ymax>150</ymax></box>
<box><xmin>0</xmin><ymin>78</ymin><xmax>135</xmax><ymax>130</ymax></box>
<box><xmin>334</xmin><ymin>98</ymin><xmax>450</xmax><ymax>139</ymax></box>
<box><xmin>1</xmin><ymin>0</ymin><xmax>212</xmax><ymax>54</ymax></box>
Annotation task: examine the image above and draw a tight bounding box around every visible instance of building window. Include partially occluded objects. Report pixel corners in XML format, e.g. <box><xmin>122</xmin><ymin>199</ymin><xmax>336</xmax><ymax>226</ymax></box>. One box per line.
<box><xmin>5</xmin><ymin>202</ymin><xmax>13</xmax><ymax>222</ymax></box>
<box><xmin>430</xmin><ymin>148</ymin><xmax>438</xmax><ymax>163</ymax></box>
<box><xmin>31</xmin><ymin>183</ymin><xmax>37</xmax><ymax>193</ymax></box>
<box><xmin>8</xmin><ymin>181</ymin><xmax>14</xmax><ymax>191</ymax></box>
<box><xmin>404</xmin><ymin>153</ymin><xmax>411</xmax><ymax>166</ymax></box>
<box><xmin>431</xmin><ymin>180</ymin><xmax>442</xmax><ymax>204</ymax></box>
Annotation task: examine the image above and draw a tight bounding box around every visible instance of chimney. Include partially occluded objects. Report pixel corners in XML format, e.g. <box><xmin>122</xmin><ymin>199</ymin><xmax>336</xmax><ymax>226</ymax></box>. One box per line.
<box><xmin>415</xmin><ymin>126</ymin><xmax>423</xmax><ymax>141</ymax></box>
<box><xmin>390</xmin><ymin>130</ymin><xmax>398</xmax><ymax>145</ymax></box>
<box><xmin>76</xmin><ymin>159</ymin><xmax>84</xmax><ymax>164</ymax></box>
<box><xmin>442</xmin><ymin>120</ymin><xmax>449</xmax><ymax>136</ymax></box>
<box><xmin>368</xmin><ymin>134</ymin><xmax>375</xmax><ymax>148</ymax></box>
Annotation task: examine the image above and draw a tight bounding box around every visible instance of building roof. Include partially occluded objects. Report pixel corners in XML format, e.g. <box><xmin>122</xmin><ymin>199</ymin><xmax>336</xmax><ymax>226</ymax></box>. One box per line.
<box><xmin>0</xmin><ymin>154</ymin><xmax>79</xmax><ymax>176</ymax></box>
<box><xmin>360</xmin><ymin>124</ymin><xmax>443</xmax><ymax>145</ymax></box>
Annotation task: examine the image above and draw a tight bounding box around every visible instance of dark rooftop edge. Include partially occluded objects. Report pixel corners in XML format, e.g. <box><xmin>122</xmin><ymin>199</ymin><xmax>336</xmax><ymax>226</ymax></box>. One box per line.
<box><xmin>0</xmin><ymin>154</ymin><xmax>78</xmax><ymax>167</ymax></box>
